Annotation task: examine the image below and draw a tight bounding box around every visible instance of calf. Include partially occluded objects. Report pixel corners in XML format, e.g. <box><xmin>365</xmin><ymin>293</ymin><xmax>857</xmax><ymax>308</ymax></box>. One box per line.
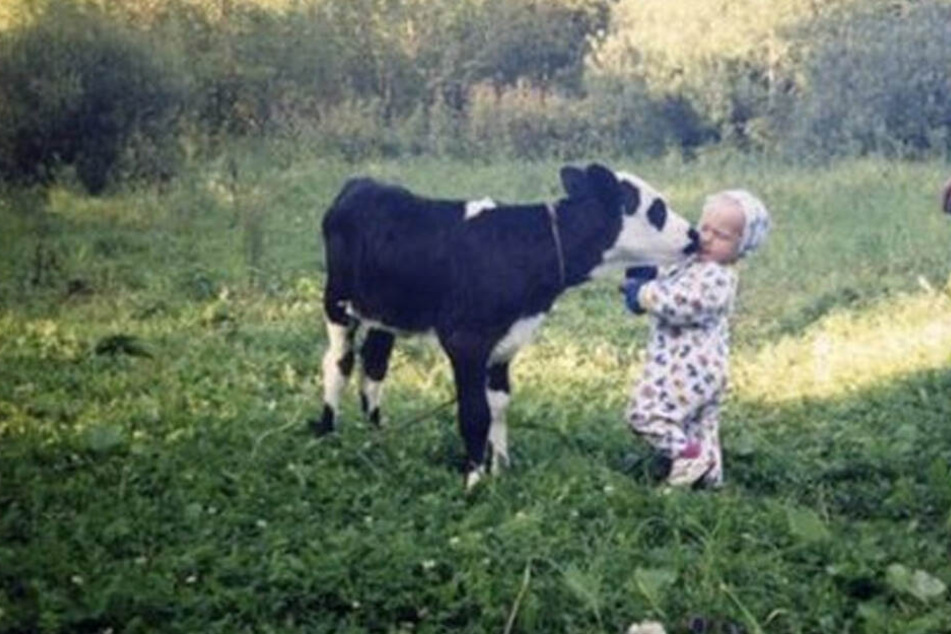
<box><xmin>314</xmin><ymin>163</ymin><xmax>698</xmax><ymax>487</ymax></box>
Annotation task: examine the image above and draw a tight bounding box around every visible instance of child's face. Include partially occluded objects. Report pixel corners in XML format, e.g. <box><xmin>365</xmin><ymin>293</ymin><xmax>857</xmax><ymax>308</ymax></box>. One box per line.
<box><xmin>698</xmin><ymin>195</ymin><xmax>745</xmax><ymax>264</ymax></box>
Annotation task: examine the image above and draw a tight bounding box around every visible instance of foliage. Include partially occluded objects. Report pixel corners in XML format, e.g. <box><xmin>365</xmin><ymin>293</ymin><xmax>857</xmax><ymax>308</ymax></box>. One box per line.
<box><xmin>0</xmin><ymin>1</ymin><xmax>186</xmax><ymax>193</ymax></box>
<box><xmin>787</xmin><ymin>0</ymin><xmax>951</xmax><ymax>159</ymax></box>
<box><xmin>2</xmin><ymin>154</ymin><xmax>951</xmax><ymax>632</ymax></box>
<box><xmin>2</xmin><ymin>0</ymin><xmax>951</xmax><ymax>176</ymax></box>
<box><xmin>591</xmin><ymin>0</ymin><xmax>951</xmax><ymax>158</ymax></box>
<box><xmin>589</xmin><ymin>0</ymin><xmax>847</xmax><ymax>153</ymax></box>
<box><xmin>457</xmin><ymin>0</ymin><xmax>611</xmax><ymax>95</ymax></box>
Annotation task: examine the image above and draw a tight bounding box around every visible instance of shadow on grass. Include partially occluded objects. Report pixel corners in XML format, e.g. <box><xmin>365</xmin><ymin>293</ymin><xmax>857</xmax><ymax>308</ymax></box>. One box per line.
<box><xmin>508</xmin><ymin>363</ymin><xmax>951</xmax><ymax>526</ymax></box>
<box><xmin>725</xmin><ymin>364</ymin><xmax>951</xmax><ymax>521</ymax></box>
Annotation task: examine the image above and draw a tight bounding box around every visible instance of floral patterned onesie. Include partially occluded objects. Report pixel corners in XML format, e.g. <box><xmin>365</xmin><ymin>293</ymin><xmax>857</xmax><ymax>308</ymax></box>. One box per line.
<box><xmin>626</xmin><ymin>258</ymin><xmax>738</xmax><ymax>486</ymax></box>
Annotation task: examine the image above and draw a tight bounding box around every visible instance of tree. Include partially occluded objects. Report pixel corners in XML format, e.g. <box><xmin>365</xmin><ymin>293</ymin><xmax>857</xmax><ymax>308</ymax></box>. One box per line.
<box><xmin>0</xmin><ymin>2</ymin><xmax>186</xmax><ymax>192</ymax></box>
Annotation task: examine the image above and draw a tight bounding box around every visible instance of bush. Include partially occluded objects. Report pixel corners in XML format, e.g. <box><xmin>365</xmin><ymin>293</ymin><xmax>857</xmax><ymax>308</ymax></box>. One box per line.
<box><xmin>310</xmin><ymin>99</ymin><xmax>389</xmax><ymax>161</ymax></box>
<box><xmin>787</xmin><ymin>1</ymin><xmax>951</xmax><ymax>160</ymax></box>
<box><xmin>583</xmin><ymin>76</ymin><xmax>669</xmax><ymax>158</ymax></box>
<box><xmin>467</xmin><ymin>82</ymin><xmax>602</xmax><ymax>160</ymax></box>
<box><xmin>0</xmin><ymin>1</ymin><xmax>186</xmax><ymax>193</ymax></box>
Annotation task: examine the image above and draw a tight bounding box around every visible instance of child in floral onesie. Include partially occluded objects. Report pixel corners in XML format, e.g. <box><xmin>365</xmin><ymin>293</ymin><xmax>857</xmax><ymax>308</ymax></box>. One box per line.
<box><xmin>622</xmin><ymin>189</ymin><xmax>771</xmax><ymax>488</ymax></box>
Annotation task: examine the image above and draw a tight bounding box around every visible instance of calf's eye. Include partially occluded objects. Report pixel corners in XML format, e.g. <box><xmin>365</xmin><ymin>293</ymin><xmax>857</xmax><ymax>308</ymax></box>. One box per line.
<box><xmin>647</xmin><ymin>200</ymin><xmax>667</xmax><ymax>230</ymax></box>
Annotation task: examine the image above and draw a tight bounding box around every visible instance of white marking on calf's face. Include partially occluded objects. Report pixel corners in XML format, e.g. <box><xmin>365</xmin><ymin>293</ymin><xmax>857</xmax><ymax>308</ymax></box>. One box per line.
<box><xmin>465</xmin><ymin>197</ymin><xmax>497</xmax><ymax>220</ymax></box>
<box><xmin>595</xmin><ymin>171</ymin><xmax>695</xmax><ymax>273</ymax></box>
<box><xmin>490</xmin><ymin>314</ymin><xmax>545</xmax><ymax>364</ymax></box>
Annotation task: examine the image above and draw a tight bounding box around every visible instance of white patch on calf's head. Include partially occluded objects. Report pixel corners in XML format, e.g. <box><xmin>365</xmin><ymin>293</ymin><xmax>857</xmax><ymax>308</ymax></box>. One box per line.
<box><xmin>596</xmin><ymin>170</ymin><xmax>696</xmax><ymax>271</ymax></box>
<box><xmin>465</xmin><ymin>197</ymin><xmax>497</xmax><ymax>220</ymax></box>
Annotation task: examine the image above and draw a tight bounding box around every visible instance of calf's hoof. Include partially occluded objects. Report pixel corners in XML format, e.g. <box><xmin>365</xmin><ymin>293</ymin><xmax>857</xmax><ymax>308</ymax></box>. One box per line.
<box><xmin>464</xmin><ymin>464</ymin><xmax>488</xmax><ymax>491</ymax></box>
<box><xmin>360</xmin><ymin>394</ymin><xmax>383</xmax><ymax>428</ymax></box>
<box><xmin>489</xmin><ymin>447</ymin><xmax>510</xmax><ymax>475</ymax></box>
<box><xmin>309</xmin><ymin>406</ymin><xmax>336</xmax><ymax>436</ymax></box>
<box><xmin>367</xmin><ymin>409</ymin><xmax>382</xmax><ymax>428</ymax></box>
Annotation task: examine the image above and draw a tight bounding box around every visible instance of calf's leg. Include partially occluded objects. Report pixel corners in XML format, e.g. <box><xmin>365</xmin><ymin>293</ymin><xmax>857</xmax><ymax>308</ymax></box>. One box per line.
<box><xmin>443</xmin><ymin>337</ymin><xmax>492</xmax><ymax>489</ymax></box>
<box><xmin>313</xmin><ymin>311</ymin><xmax>356</xmax><ymax>435</ymax></box>
<box><xmin>487</xmin><ymin>362</ymin><xmax>511</xmax><ymax>473</ymax></box>
<box><xmin>359</xmin><ymin>328</ymin><xmax>395</xmax><ymax>427</ymax></box>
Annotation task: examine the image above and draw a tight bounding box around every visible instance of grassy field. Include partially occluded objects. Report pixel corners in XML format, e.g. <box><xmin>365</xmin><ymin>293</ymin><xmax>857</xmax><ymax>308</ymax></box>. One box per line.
<box><xmin>2</xmin><ymin>154</ymin><xmax>951</xmax><ymax>633</ymax></box>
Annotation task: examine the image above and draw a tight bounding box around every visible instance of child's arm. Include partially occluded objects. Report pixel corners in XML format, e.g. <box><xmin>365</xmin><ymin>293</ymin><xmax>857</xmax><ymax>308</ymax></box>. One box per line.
<box><xmin>637</xmin><ymin>264</ymin><xmax>735</xmax><ymax>326</ymax></box>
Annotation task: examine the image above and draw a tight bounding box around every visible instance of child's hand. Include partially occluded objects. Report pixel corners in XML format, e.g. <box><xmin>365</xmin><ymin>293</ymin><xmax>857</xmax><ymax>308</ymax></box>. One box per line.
<box><xmin>621</xmin><ymin>278</ymin><xmax>650</xmax><ymax>314</ymax></box>
<box><xmin>619</xmin><ymin>266</ymin><xmax>657</xmax><ymax>314</ymax></box>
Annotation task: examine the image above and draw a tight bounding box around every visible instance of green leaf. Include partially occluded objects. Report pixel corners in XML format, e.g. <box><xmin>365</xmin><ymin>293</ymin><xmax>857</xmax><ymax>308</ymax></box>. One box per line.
<box><xmin>562</xmin><ymin>565</ymin><xmax>602</xmax><ymax>613</ymax></box>
<box><xmin>856</xmin><ymin>600</ymin><xmax>886</xmax><ymax>625</ymax></box>
<box><xmin>731</xmin><ymin>429</ymin><xmax>756</xmax><ymax>457</ymax></box>
<box><xmin>786</xmin><ymin>506</ymin><xmax>830</xmax><ymax>543</ymax></box>
<box><xmin>910</xmin><ymin>569</ymin><xmax>945</xmax><ymax>602</ymax></box>
<box><xmin>886</xmin><ymin>564</ymin><xmax>947</xmax><ymax>602</ymax></box>
<box><xmin>634</xmin><ymin>567</ymin><xmax>677</xmax><ymax>603</ymax></box>
<box><xmin>85</xmin><ymin>424</ymin><xmax>125</xmax><ymax>454</ymax></box>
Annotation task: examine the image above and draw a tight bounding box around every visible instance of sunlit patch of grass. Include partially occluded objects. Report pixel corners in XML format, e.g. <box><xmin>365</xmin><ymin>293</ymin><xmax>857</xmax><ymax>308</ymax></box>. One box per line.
<box><xmin>44</xmin><ymin>185</ymin><xmax>156</xmax><ymax>227</ymax></box>
<box><xmin>431</xmin><ymin>286</ymin><xmax>951</xmax><ymax>453</ymax></box>
<box><xmin>430</xmin><ymin>276</ymin><xmax>951</xmax><ymax>437</ymax></box>
<box><xmin>734</xmin><ymin>285</ymin><xmax>951</xmax><ymax>405</ymax></box>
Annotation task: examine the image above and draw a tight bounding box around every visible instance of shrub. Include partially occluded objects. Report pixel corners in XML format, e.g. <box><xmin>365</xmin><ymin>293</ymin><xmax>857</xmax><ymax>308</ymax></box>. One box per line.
<box><xmin>0</xmin><ymin>1</ymin><xmax>186</xmax><ymax>193</ymax></box>
<box><xmin>311</xmin><ymin>99</ymin><xmax>389</xmax><ymax>162</ymax></box>
<box><xmin>787</xmin><ymin>1</ymin><xmax>951</xmax><ymax>160</ymax></box>
<box><xmin>583</xmin><ymin>76</ymin><xmax>669</xmax><ymax>158</ymax></box>
<box><xmin>467</xmin><ymin>81</ymin><xmax>602</xmax><ymax>160</ymax></box>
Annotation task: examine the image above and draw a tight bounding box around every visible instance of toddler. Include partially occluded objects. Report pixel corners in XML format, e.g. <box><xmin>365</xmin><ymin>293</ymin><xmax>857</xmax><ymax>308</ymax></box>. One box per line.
<box><xmin>622</xmin><ymin>190</ymin><xmax>771</xmax><ymax>488</ymax></box>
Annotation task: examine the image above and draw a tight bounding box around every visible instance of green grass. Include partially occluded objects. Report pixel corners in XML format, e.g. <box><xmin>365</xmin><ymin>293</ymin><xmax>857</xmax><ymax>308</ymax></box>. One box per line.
<box><xmin>2</xmin><ymin>154</ymin><xmax>951</xmax><ymax>633</ymax></box>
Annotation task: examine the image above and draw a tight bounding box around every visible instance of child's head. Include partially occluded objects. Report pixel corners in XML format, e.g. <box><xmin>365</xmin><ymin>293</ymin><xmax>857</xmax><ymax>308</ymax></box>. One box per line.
<box><xmin>698</xmin><ymin>190</ymin><xmax>771</xmax><ymax>264</ymax></box>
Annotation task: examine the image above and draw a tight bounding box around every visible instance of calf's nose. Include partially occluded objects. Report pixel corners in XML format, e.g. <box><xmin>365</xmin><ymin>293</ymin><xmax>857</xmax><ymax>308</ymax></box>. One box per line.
<box><xmin>683</xmin><ymin>228</ymin><xmax>700</xmax><ymax>255</ymax></box>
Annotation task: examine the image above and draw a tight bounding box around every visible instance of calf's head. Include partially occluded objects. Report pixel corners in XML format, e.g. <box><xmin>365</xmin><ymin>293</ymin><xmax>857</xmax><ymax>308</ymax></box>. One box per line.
<box><xmin>560</xmin><ymin>163</ymin><xmax>698</xmax><ymax>272</ymax></box>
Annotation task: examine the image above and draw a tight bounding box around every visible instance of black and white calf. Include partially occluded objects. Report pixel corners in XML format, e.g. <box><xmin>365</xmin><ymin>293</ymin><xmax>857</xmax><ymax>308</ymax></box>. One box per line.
<box><xmin>314</xmin><ymin>163</ymin><xmax>698</xmax><ymax>487</ymax></box>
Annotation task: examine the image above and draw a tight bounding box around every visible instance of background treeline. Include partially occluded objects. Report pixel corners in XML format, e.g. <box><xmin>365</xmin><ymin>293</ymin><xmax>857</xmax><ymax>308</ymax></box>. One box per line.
<box><xmin>1</xmin><ymin>0</ymin><xmax>951</xmax><ymax>193</ymax></box>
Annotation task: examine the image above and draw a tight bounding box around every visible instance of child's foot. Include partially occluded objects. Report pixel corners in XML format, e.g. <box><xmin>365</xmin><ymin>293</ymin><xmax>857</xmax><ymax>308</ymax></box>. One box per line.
<box><xmin>666</xmin><ymin>440</ymin><xmax>713</xmax><ymax>488</ymax></box>
<box><xmin>648</xmin><ymin>452</ymin><xmax>673</xmax><ymax>483</ymax></box>
<box><xmin>698</xmin><ymin>465</ymin><xmax>723</xmax><ymax>490</ymax></box>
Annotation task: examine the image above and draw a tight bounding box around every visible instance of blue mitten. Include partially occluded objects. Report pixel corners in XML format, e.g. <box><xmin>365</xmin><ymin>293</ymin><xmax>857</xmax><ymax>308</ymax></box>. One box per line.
<box><xmin>625</xmin><ymin>266</ymin><xmax>659</xmax><ymax>282</ymax></box>
<box><xmin>620</xmin><ymin>266</ymin><xmax>657</xmax><ymax>315</ymax></box>
<box><xmin>622</xmin><ymin>279</ymin><xmax>649</xmax><ymax>314</ymax></box>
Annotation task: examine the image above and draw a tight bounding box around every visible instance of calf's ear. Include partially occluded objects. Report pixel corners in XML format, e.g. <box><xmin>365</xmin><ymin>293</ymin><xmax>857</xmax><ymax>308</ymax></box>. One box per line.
<box><xmin>584</xmin><ymin>163</ymin><xmax>620</xmax><ymax>204</ymax></box>
<box><xmin>560</xmin><ymin>165</ymin><xmax>589</xmax><ymax>199</ymax></box>
<box><xmin>570</xmin><ymin>162</ymin><xmax>623</xmax><ymax>215</ymax></box>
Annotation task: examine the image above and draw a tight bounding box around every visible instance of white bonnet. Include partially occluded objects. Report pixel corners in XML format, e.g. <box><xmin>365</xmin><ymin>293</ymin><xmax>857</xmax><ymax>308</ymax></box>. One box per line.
<box><xmin>721</xmin><ymin>189</ymin><xmax>771</xmax><ymax>258</ymax></box>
